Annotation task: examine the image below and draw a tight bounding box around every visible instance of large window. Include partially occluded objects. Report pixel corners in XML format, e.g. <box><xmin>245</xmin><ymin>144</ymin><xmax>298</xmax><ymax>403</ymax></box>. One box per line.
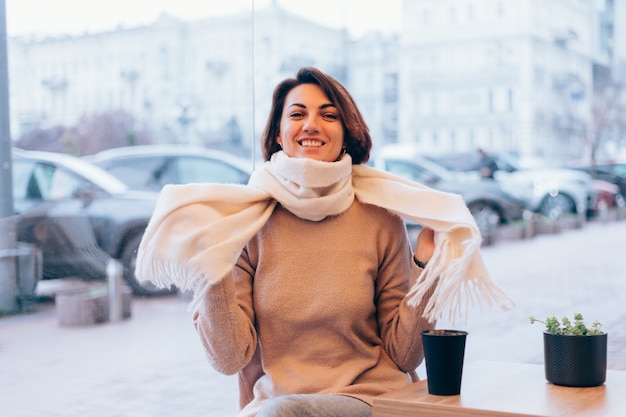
<box><xmin>2</xmin><ymin>2</ymin><xmax>626</xmax><ymax>416</ymax></box>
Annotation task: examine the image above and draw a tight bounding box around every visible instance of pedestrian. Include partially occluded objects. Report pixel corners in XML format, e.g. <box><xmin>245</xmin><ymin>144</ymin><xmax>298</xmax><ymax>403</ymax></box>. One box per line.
<box><xmin>135</xmin><ymin>67</ymin><xmax>512</xmax><ymax>417</ymax></box>
<box><xmin>477</xmin><ymin>148</ymin><xmax>499</xmax><ymax>179</ymax></box>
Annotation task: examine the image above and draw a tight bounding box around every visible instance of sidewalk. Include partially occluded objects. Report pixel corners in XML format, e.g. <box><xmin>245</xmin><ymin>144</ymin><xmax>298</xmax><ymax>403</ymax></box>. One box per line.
<box><xmin>1</xmin><ymin>220</ymin><xmax>625</xmax><ymax>417</ymax></box>
<box><xmin>0</xmin><ymin>296</ymin><xmax>240</xmax><ymax>417</ymax></box>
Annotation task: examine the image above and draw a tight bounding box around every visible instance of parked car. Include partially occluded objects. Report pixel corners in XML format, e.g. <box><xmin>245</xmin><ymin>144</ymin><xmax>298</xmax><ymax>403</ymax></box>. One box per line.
<box><xmin>567</xmin><ymin>159</ymin><xmax>626</xmax><ymax>200</ymax></box>
<box><xmin>84</xmin><ymin>144</ymin><xmax>252</xmax><ymax>191</ymax></box>
<box><xmin>371</xmin><ymin>146</ymin><xmax>527</xmax><ymax>237</ymax></box>
<box><xmin>591</xmin><ymin>179</ymin><xmax>624</xmax><ymax>217</ymax></box>
<box><xmin>424</xmin><ymin>151</ymin><xmax>596</xmax><ymax>220</ymax></box>
<box><xmin>11</xmin><ymin>148</ymin><xmax>170</xmax><ymax>296</ymax></box>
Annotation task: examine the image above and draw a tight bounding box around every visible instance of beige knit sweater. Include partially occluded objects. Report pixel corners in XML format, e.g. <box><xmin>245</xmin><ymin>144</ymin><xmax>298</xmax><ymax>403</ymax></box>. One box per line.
<box><xmin>192</xmin><ymin>200</ymin><xmax>436</xmax><ymax>417</ymax></box>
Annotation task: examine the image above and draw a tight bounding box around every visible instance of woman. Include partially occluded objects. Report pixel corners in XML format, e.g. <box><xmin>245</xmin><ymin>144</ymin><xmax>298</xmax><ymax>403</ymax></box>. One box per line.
<box><xmin>136</xmin><ymin>67</ymin><xmax>510</xmax><ymax>417</ymax></box>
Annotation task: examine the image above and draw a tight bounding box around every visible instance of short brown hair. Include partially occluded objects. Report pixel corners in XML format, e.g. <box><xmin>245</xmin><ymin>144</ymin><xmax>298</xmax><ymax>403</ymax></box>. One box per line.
<box><xmin>260</xmin><ymin>67</ymin><xmax>372</xmax><ymax>164</ymax></box>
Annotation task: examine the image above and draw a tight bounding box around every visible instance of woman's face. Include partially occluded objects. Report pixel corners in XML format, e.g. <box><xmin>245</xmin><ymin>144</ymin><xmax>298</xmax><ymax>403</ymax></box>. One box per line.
<box><xmin>277</xmin><ymin>83</ymin><xmax>344</xmax><ymax>162</ymax></box>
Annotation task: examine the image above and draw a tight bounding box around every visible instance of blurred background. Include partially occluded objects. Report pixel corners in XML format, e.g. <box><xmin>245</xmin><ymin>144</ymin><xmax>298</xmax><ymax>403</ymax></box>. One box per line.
<box><xmin>5</xmin><ymin>0</ymin><xmax>625</xmax><ymax>162</ymax></box>
<box><xmin>2</xmin><ymin>0</ymin><xmax>626</xmax><ymax>308</ymax></box>
<box><xmin>1</xmin><ymin>0</ymin><xmax>625</xmax><ymax>299</ymax></box>
<box><xmin>1</xmin><ymin>2</ymin><xmax>626</xmax><ymax>416</ymax></box>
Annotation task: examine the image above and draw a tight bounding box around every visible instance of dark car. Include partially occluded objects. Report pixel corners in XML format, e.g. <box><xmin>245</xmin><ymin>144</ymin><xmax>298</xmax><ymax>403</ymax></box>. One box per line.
<box><xmin>371</xmin><ymin>147</ymin><xmax>527</xmax><ymax>237</ymax></box>
<box><xmin>84</xmin><ymin>144</ymin><xmax>252</xmax><ymax>191</ymax></box>
<box><xmin>424</xmin><ymin>150</ymin><xmax>596</xmax><ymax>220</ymax></box>
<box><xmin>11</xmin><ymin>148</ymin><xmax>169</xmax><ymax>296</ymax></box>
<box><xmin>568</xmin><ymin>159</ymin><xmax>626</xmax><ymax>200</ymax></box>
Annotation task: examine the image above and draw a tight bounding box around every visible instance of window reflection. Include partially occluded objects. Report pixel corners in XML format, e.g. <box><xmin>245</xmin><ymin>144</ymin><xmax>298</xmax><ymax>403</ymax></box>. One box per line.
<box><xmin>9</xmin><ymin>1</ymin><xmax>622</xmax><ymax>161</ymax></box>
<box><xmin>7</xmin><ymin>1</ymin><xmax>408</xmax><ymax>164</ymax></box>
<box><xmin>2</xmin><ymin>2</ymin><xmax>626</xmax><ymax>416</ymax></box>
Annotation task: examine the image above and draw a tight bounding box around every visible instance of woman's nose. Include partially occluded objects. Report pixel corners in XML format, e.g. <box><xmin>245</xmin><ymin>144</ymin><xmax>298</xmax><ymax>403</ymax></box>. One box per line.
<box><xmin>303</xmin><ymin>116</ymin><xmax>319</xmax><ymax>132</ymax></box>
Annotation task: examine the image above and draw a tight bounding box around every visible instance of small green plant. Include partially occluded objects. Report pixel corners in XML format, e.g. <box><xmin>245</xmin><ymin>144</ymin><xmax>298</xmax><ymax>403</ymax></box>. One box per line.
<box><xmin>529</xmin><ymin>313</ymin><xmax>603</xmax><ymax>335</ymax></box>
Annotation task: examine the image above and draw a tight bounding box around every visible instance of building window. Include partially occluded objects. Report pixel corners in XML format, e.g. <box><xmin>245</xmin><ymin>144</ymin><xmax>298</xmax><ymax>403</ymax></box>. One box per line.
<box><xmin>383</xmin><ymin>73</ymin><xmax>398</xmax><ymax>102</ymax></box>
<box><xmin>497</xmin><ymin>1</ymin><xmax>505</xmax><ymax>17</ymax></box>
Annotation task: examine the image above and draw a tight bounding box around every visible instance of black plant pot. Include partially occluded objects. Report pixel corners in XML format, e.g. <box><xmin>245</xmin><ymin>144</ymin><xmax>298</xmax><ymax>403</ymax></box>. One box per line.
<box><xmin>543</xmin><ymin>331</ymin><xmax>607</xmax><ymax>387</ymax></box>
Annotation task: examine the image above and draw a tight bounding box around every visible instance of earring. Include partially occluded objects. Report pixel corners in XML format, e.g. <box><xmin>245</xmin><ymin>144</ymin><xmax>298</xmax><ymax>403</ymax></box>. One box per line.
<box><xmin>336</xmin><ymin>147</ymin><xmax>347</xmax><ymax>161</ymax></box>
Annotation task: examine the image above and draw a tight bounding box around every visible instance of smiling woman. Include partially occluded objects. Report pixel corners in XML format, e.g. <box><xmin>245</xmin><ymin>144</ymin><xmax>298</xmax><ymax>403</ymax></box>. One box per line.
<box><xmin>134</xmin><ymin>65</ymin><xmax>511</xmax><ymax>417</ymax></box>
<box><xmin>6</xmin><ymin>2</ymin><xmax>620</xmax><ymax>417</ymax></box>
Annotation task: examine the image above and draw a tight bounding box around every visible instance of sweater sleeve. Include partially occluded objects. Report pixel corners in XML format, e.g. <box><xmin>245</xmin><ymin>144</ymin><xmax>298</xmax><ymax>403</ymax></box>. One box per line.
<box><xmin>376</xmin><ymin>221</ymin><xmax>437</xmax><ymax>373</ymax></box>
<box><xmin>192</xmin><ymin>247</ymin><xmax>258</xmax><ymax>375</ymax></box>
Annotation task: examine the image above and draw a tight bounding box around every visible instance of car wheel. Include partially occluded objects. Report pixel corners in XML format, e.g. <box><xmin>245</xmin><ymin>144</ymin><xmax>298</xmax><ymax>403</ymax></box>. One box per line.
<box><xmin>468</xmin><ymin>202</ymin><xmax>500</xmax><ymax>237</ymax></box>
<box><xmin>120</xmin><ymin>233</ymin><xmax>177</xmax><ymax>297</ymax></box>
<box><xmin>539</xmin><ymin>193</ymin><xmax>575</xmax><ymax>220</ymax></box>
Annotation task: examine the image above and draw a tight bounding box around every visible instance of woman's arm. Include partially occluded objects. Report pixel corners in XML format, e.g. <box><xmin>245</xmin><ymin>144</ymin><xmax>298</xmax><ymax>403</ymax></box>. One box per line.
<box><xmin>192</xmin><ymin>248</ymin><xmax>258</xmax><ymax>375</ymax></box>
<box><xmin>376</xmin><ymin>224</ymin><xmax>437</xmax><ymax>373</ymax></box>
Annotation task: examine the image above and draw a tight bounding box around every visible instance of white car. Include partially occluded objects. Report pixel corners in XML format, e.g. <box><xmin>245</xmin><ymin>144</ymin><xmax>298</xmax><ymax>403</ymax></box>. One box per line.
<box><xmin>84</xmin><ymin>144</ymin><xmax>253</xmax><ymax>192</ymax></box>
<box><xmin>426</xmin><ymin>151</ymin><xmax>596</xmax><ymax>220</ymax></box>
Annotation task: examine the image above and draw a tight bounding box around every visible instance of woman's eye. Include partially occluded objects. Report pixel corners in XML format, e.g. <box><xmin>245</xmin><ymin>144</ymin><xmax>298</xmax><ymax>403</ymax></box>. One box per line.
<box><xmin>323</xmin><ymin>113</ymin><xmax>338</xmax><ymax>120</ymax></box>
<box><xmin>289</xmin><ymin>112</ymin><xmax>304</xmax><ymax>118</ymax></box>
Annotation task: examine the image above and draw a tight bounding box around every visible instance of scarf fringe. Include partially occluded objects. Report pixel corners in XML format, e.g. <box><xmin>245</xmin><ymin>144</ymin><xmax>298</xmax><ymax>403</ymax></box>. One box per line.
<box><xmin>137</xmin><ymin>257</ymin><xmax>198</xmax><ymax>291</ymax></box>
<box><xmin>407</xmin><ymin>233</ymin><xmax>514</xmax><ymax>323</ymax></box>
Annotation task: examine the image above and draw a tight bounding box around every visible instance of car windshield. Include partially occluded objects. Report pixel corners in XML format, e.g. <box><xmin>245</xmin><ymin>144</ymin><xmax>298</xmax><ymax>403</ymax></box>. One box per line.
<box><xmin>493</xmin><ymin>153</ymin><xmax>521</xmax><ymax>170</ymax></box>
<box><xmin>30</xmin><ymin>151</ymin><xmax>129</xmax><ymax>195</ymax></box>
<box><xmin>424</xmin><ymin>153</ymin><xmax>481</xmax><ymax>172</ymax></box>
<box><xmin>608</xmin><ymin>163</ymin><xmax>626</xmax><ymax>177</ymax></box>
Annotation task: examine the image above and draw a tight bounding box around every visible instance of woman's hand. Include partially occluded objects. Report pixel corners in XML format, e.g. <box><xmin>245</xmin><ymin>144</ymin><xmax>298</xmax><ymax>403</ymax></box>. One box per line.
<box><xmin>415</xmin><ymin>227</ymin><xmax>435</xmax><ymax>266</ymax></box>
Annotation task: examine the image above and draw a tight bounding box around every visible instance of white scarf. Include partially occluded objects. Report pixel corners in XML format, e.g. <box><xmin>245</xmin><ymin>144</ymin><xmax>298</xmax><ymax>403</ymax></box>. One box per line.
<box><xmin>135</xmin><ymin>151</ymin><xmax>513</xmax><ymax>322</ymax></box>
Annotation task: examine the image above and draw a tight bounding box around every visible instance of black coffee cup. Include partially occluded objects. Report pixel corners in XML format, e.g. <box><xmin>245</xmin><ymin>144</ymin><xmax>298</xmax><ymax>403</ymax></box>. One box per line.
<box><xmin>421</xmin><ymin>329</ymin><xmax>468</xmax><ymax>395</ymax></box>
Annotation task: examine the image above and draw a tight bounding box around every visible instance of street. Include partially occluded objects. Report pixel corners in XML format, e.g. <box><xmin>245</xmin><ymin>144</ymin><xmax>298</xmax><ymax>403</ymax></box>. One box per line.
<box><xmin>1</xmin><ymin>219</ymin><xmax>625</xmax><ymax>417</ymax></box>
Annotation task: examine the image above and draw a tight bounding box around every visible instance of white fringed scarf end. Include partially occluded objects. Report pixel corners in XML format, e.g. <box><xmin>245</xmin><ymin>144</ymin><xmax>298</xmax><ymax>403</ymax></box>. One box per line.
<box><xmin>405</xmin><ymin>231</ymin><xmax>513</xmax><ymax>323</ymax></box>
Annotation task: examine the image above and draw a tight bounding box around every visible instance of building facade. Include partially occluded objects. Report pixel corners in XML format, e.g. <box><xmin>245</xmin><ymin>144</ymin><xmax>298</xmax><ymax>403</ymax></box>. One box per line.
<box><xmin>397</xmin><ymin>0</ymin><xmax>615</xmax><ymax>161</ymax></box>
<box><xmin>7</xmin><ymin>0</ymin><xmax>625</xmax><ymax>160</ymax></box>
<box><xmin>8</xmin><ymin>5</ymin><xmax>350</xmax><ymax>155</ymax></box>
